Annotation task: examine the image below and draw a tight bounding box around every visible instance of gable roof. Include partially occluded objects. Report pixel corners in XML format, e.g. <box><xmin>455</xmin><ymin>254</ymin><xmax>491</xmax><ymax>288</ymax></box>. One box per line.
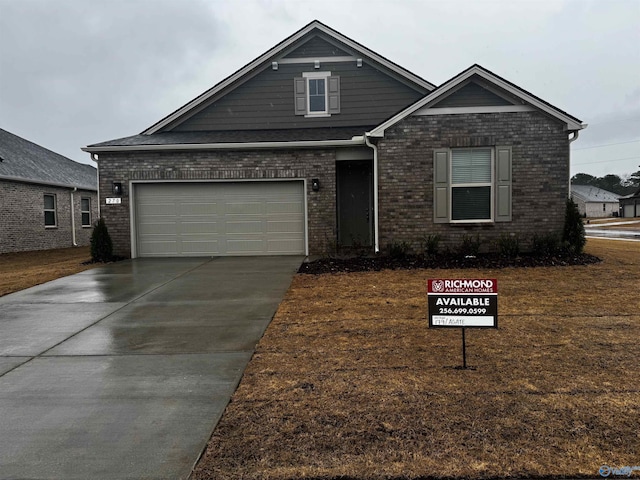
<box><xmin>142</xmin><ymin>20</ymin><xmax>436</xmax><ymax>135</ymax></box>
<box><xmin>368</xmin><ymin>64</ymin><xmax>586</xmax><ymax>137</ymax></box>
<box><xmin>0</xmin><ymin>128</ymin><xmax>97</xmax><ymax>190</ymax></box>
<box><xmin>571</xmin><ymin>184</ymin><xmax>621</xmax><ymax>203</ymax></box>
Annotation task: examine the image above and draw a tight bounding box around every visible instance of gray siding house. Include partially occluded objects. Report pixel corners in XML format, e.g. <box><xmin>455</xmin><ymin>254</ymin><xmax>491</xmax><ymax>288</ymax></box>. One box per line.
<box><xmin>570</xmin><ymin>184</ymin><xmax>620</xmax><ymax>218</ymax></box>
<box><xmin>84</xmin><ymin>21</ymin><xmax>585</xmax><ymax>258</ymax></box>
<box><xmin>0</xmin><ymin>128</ymin><xmax>98</xmax><ymax>254</ymax></box>
<box><xmin>619</xmin><ymin>187</ymin><xmax>640</xmax><ymax>218</ymax></box>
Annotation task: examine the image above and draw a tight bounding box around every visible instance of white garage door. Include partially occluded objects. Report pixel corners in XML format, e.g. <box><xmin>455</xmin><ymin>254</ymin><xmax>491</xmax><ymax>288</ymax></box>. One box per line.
<box><xmin>134</xmin><ymin>182</ymin><xmax>305</xmax><ymax>257</ymax></box>
<box><xmin>623</xmin><ymin>204</ymin><xmax>636</xmax><ymax>218</ymax></box>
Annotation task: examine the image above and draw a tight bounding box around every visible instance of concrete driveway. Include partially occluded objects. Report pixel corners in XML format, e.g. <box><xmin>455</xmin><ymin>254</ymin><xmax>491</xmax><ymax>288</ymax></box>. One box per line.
<box><xmin>0</xmin><ymin>256</ymin><xmax>302</xmax><ymax>480</ymax></box>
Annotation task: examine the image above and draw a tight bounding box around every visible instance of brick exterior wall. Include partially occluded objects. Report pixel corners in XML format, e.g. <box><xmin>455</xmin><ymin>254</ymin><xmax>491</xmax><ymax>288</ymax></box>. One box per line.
<box><xmin>376</xmin><ymin>111</ymin><xmax>570</xmax><ymax>253</ymax></box>
<box><xmin>96</xmin><ymin>149</ymin><xmax>338</xmax><ymax>257</ymax></box>
<box><xmin>0</xmin><ymin>179</ymin><xmax>98</xmax><ymax>254</ymax></box>
<box><xmin>95</xmin><ymin>111</ymin><xmax>570</xmax><ymax>258</ymax></box>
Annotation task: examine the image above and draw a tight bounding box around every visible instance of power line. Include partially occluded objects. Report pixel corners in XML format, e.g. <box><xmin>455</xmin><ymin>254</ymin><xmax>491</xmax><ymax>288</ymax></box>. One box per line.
<box><xmin>572</xmin><ymin>139</ymin><xmax>640</xmax><ymax>151</ymax></box>
<box><xmin>572</xmin><ymin>155</ymin><xmax>640</xmax><ymax>166</ymax></box>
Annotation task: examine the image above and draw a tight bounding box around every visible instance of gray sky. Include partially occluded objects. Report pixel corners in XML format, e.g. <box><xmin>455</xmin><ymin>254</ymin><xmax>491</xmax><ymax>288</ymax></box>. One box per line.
<box><xmin>1</xmin><ymin>0</ymin><xmax>639</xmax><ymax>179</ymax></box>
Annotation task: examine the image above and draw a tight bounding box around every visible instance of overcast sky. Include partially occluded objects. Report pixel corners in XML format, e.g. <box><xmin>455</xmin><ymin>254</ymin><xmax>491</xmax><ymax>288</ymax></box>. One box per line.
<box><xmin>1</xmin><ymin>0</ymin><xmax>639</xmax><ymax>179</ymax></box>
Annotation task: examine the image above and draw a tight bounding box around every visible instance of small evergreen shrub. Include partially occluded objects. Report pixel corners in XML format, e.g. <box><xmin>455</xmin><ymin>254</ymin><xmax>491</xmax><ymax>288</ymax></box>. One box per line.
<box><xmin>563</xmin><ymin>198</ymin><xmax>586</xmax><ymax>254</ymax></box>
<box><xmin>91</xmin><ymin>217</ymin><xmax>113</xmax><ymax>262</ymax></box>
<box><xmin>388</xmin><ymin>241</ymin><xmax>411</xmax><ymax>259</ymax></box>
<box><xmin>458</xmin><ymin>234</ymin><xmax>481</xmax><ymax>257</ymax></box>
<box><xmin>531</xmin><ymin>233</ymin><xmax>562</xmax><ymax>257</ymax></box>
<box><xmin>423</xmin><ymin>234</ymin><xmax>441</xmax><ymax>257</ymax></box>
<box><xmin>496</xmin><ymin>234</ymin><xmax>520</xmax><ymax>258</ymax></box>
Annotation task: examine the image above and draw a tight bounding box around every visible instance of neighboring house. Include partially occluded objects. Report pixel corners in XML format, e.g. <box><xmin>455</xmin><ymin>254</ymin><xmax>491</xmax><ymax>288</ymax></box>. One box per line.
<box><xmin>571</xmin><ymin>184</ymin><xmax>621</xmax><ymax>217</ymax></box>
<box><xmin>619</xmin><ymin>187</ymin><xmax>640</xmax><ymax>218</ymax></box>
<box><xmin>83</xmin><ymin>20</ymin><xmax>585</xmax><ymax>258</ymax></box>
<box><xmin>0</xmin><ymin>128</ymin><xmax>98</xmax><ymax>254</ymax></box>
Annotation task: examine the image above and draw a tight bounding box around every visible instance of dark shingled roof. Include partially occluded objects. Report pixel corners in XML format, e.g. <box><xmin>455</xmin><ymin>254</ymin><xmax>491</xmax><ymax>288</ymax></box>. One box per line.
<box><xmin>0</xmin><ymin>128</ymin><xmax>97</xmax><ymax>190</ymax></box>
<box><xmin>87</xmin><ymin>126</ymin><xmax>372</xmax><ymax>148</ymax></box>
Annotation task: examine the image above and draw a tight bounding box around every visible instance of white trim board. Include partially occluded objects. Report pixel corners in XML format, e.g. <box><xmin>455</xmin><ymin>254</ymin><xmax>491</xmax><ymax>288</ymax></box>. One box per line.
<box><xmin>415</xmin><ymin>105</ymin><xmax>536</xmax><ymax>116</ymax></box>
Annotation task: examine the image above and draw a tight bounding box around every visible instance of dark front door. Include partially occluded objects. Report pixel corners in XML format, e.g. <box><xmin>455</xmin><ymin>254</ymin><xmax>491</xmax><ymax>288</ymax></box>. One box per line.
<box><xmin>337</xmin><ymin>160</ymin><xmax>373</xmax><ymax>247</ymax></box>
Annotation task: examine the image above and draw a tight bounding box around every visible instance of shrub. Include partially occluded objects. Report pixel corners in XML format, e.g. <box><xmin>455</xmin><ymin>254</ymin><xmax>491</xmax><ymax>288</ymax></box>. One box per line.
<box><xmin>90</xmin><ymin>217</ymin><xmax>113</xmax><ymax>262</ymax></box>
<box><xmin>458</xmin><ymin>234</ymin><xmax>481</xmax><ymax>257</ymax></box>
<box><xmin>388</xmin><ymin>241</ymin><xmax>411</xmax><ymax>258</ymax></box>
<box><xmin>423</xmin><ymin>234</ymin><xmax>441</xmax><ymax>257</ymax></box>
<box><xmin>563</xmin><ymin>198</ymin><xmax>586</xmax><ymax>254</ymax></box>
<box><xmin>531</xmin><ymin>233</ymin><xmax>562</xmax><ymax>257</ymax></box>
<box><xmin>496</xmin><ymin>234</ymin><xmax>520</xmax><ymax>258</ymax></box>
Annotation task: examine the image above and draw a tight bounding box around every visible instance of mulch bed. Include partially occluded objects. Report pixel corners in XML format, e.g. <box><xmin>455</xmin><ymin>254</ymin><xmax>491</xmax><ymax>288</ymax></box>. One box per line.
<box><xmin>299</xmin><ymin>252</ymin><xmax>601</xmax><ymax>274</ymax></box>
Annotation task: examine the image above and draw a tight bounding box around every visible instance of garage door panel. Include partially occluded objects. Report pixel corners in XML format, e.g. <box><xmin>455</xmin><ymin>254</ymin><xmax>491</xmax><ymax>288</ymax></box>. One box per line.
<box><xmin>267</xmin><ymin>220</ymin><xmax>303</xmax><ymax>234</ymax></box>
<box><xmin>266</xmin><ymin>201</ymin><xmax>303</xmax><ymax>214</ymax></box>
<box><xmin>138</xmin><ymin>223</ymin><xmax>178</xmax><ymax>235</ymax></box>
<box><xmin>226</xmin><ymin>220</ymin><xmax>264</xmax><ymax>234</ymax></box>
<box><xmin>180</xmin><ymin>221</ymin><xmax>219</xmax><ymax>234</ymax></box>
<box><xmin>226</xmin><ymin>239</ymin><xmax>265</xmax><ymax>255</ymax></box>
<box><xmin>179</xmin><ymin>202</ymin><xmax>219</xmax><ymax>216</ymax></box>
<box><xmin>135</xmin><ymin>182</ymin><xmax>304</xmax><ymax>257</ymax></box>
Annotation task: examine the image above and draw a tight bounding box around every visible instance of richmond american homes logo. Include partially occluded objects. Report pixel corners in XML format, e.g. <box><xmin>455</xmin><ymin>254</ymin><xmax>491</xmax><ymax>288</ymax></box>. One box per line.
<box><xmin>429</xmin><ymin>279</ymin><xmax>497</xmax><ymax>294</ymax></box>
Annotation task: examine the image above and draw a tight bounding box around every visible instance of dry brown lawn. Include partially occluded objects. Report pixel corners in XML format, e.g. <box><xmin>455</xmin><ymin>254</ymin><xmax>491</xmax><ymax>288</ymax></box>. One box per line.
<box><xmin>193</xmin><ymin>238</ymin><xmax>640</xmax><ymax>480</ymax></box>
<box><xmin>0</xmin><ymin>247</ymin><xmax>96</xmax><ymax>297</ymax></box>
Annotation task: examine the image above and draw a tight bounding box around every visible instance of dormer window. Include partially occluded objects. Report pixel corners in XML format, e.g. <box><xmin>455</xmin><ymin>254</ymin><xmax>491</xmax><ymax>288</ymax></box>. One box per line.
<box><xmin>294</xmin><ymin>72</ymin><xmax>340</xmax><ymax>117</ymax></box>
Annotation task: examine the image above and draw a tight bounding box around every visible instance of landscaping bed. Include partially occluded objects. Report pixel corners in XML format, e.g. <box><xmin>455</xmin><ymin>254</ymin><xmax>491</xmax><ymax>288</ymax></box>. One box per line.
<box><xmin>192</xmin><ymin>238</ymin><xmax>640</xmax><ymax>480</ymax></box>
<box><xmin>298</xmin><ymin>251</ymin><xmax>601</xmax><ymax>274</ymax></box>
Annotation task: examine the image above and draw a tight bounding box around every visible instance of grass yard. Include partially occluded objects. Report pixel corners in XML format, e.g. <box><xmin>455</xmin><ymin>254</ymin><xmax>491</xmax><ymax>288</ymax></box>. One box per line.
<box><xmin>193</xmin><ymin>238</ymin><xmax>640</xmax><ymax>480</ymax></box>
<box><xmin>0</xmin><ymin>246</ymin><xmax>96</xmax><ymax>297</ymax></box>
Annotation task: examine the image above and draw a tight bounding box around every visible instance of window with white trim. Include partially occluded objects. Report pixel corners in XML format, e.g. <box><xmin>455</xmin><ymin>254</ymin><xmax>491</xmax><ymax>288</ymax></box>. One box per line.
<box><xmin>81</xmin><ymin>197</ymin><xmax>91</xmax><ymax>227</ymax></box>
<box><xmin>44</xmin><ymin>194</ymin><xmax>57</xmax><ymax>227</ymax></box>
<box><xmin>451</xmin><ymin>148</ymin><xmax>493</xmax><ymax>221</ymax></box>
<box><xmin>433</xmin><ymin>146</ymin><xmax>512</xmax><ymax>224</ymax></box>
<box><xmin>294</xmin><ymin>72</ymin><xmax>340</xmax><ymax>117</ymax></box>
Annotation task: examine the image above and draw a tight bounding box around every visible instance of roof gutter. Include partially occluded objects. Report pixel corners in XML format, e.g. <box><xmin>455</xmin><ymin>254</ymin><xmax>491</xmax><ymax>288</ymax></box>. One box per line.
<box><xmin>0</xmin><ymin>174</ymin><xmax>96</xmax><ymax>192</ymax></box>
<box><xmin>81</xmin><ymin>137</ymin><xmax>366</xmax><ymax>154</ymax></box>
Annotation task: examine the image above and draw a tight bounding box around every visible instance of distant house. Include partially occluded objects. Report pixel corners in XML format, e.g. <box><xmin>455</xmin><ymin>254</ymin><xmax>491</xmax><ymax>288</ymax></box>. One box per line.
<box><xmin>83</xmin><ymin>21</ymin><xmax>586</xmax><ymax>258</ymax></box>
<box><xmin>0</xmin><ymin>128</ymin><xmax>98</xmax><ymax>254</ymax></box>
<box><xmin>619</xmin><ymin>187</ymin><xmax>640</xmax><ymax>218</ymax></box>
<box><xmin>571</xmin><ymin>184</ymin><xmax>620</xmax><ymax>217</ymax></box>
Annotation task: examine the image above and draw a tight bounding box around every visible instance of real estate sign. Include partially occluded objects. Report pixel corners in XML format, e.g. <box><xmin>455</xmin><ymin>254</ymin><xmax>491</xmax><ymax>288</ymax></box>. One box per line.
<box><xmin>428</xmin><ymin>279</ymin><xmax>498</xmax><ymax>328</ymax></box>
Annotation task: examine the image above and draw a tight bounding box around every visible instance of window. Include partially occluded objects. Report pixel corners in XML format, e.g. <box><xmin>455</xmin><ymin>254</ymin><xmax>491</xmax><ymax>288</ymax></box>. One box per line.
<box><xmin>294</xmin><ymin>72</ymin><xmax>340</xmax><ymax>117</ymax></box>
<box><xmin>451</xmin><ymin>148</ymin><xmax>492</xmax><ymax>221</ymax></box>
<box><xmin>308</xmin><ymin>78</ymin><xmax>326</xmax><ymax>113</ymax></box>
<box><xmin>44</xmin><ymin>194</ymin><xmax>57</xmax><ymax>227</ymax></box>
<box><xmin>433</xmin><ymin>146</ymin><xmax>512</xmax><ymax>224</ymax></box>
<box><xmin>81</xmin><ymin>197</ymin><xmax>91</xmax><ymax>227</ymax></box>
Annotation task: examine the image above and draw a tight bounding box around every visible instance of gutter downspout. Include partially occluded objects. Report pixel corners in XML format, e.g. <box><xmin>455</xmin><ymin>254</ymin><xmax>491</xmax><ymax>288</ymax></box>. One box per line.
<box><xmin>91</xmin><ymin>153</ymin><xmax>100</xmax><ymax>219</ymax></box>
<box><xmin>364</xmin><ymin>134</ymin><xmax>379</xmax><ymax>253</ymax></box>
<box><xmin>568</xmin><ymin>130</ymin><xmax>581</xmax><ymax>198</ymax></box>
<box><xmin>70</xmin><ymin>187</ymin><xmax>78</xmax><ymax>247</ymax></box>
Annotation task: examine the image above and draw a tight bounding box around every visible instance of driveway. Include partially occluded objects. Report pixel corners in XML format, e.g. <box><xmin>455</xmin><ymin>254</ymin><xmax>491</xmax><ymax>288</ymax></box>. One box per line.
<box><xmin>0</xmin><ymin>256</ymin><xmax>302</xmax><ymax>479</ymax></box>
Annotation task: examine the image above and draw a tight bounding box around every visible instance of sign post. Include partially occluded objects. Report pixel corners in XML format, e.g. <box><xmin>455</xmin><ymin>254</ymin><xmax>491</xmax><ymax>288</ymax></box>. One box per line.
<box><xmin>427</xmin><ymin>279</ymin><xmax>498</xmax><ymax>368</ymax></box>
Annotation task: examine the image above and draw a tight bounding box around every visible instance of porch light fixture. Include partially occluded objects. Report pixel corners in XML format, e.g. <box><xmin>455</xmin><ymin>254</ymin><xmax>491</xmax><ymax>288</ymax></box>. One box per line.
<box><xmin>272</xmin><ymin>61</ymin><xmax>278</xmax><ymax>70</ymax></box>
<box><xmin>314</xmin><ymin>60</ymin><xmax>320</xmax><ymax>69</ymax></box>
<box><xmin>112</xmin><ymin>182</ymin><xmax>123</xmax><ymax>196</ymax></box>
<box><xmin>311</xmin><ymin>178</ymin><xmax>320</xmax><ymax>191</ymax></box>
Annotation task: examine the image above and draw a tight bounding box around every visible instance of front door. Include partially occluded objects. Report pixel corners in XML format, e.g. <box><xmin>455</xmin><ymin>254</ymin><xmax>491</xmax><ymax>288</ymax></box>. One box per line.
<box><xmin>337</xmin><ymin>160</ymin><xmax>373</xmax><ymax>247</ymax></box>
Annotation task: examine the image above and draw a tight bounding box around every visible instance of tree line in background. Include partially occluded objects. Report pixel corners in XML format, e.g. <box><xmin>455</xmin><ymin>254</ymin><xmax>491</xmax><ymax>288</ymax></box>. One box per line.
<box><xmin>571</xmin><ymin>170</ymin><xmax>640</xmax><ymax>196</ymax></box>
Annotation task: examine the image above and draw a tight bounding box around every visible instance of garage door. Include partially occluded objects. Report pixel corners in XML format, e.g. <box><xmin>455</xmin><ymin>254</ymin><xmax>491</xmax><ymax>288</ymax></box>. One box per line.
<box><xmin>134</xmin><ymin>182</ymin><xmax>305</xmax><ymax>256</ymax></box>
<box><xmin>623</xmin><ymin>204</ymin><xmax>636</xmax><ymax>218</ymax></box>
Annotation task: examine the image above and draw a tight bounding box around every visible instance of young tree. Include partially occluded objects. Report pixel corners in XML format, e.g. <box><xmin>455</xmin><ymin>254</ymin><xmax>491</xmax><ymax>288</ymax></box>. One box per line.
<box><xmin>90</xmin><ymin>217</ymin><xmax>113</xmax><ymax>262</ymax></box>
<box><xmin>563</xmin><ymin>198</ymin><xmax>586</xmax><ymax>255</ymax></box>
